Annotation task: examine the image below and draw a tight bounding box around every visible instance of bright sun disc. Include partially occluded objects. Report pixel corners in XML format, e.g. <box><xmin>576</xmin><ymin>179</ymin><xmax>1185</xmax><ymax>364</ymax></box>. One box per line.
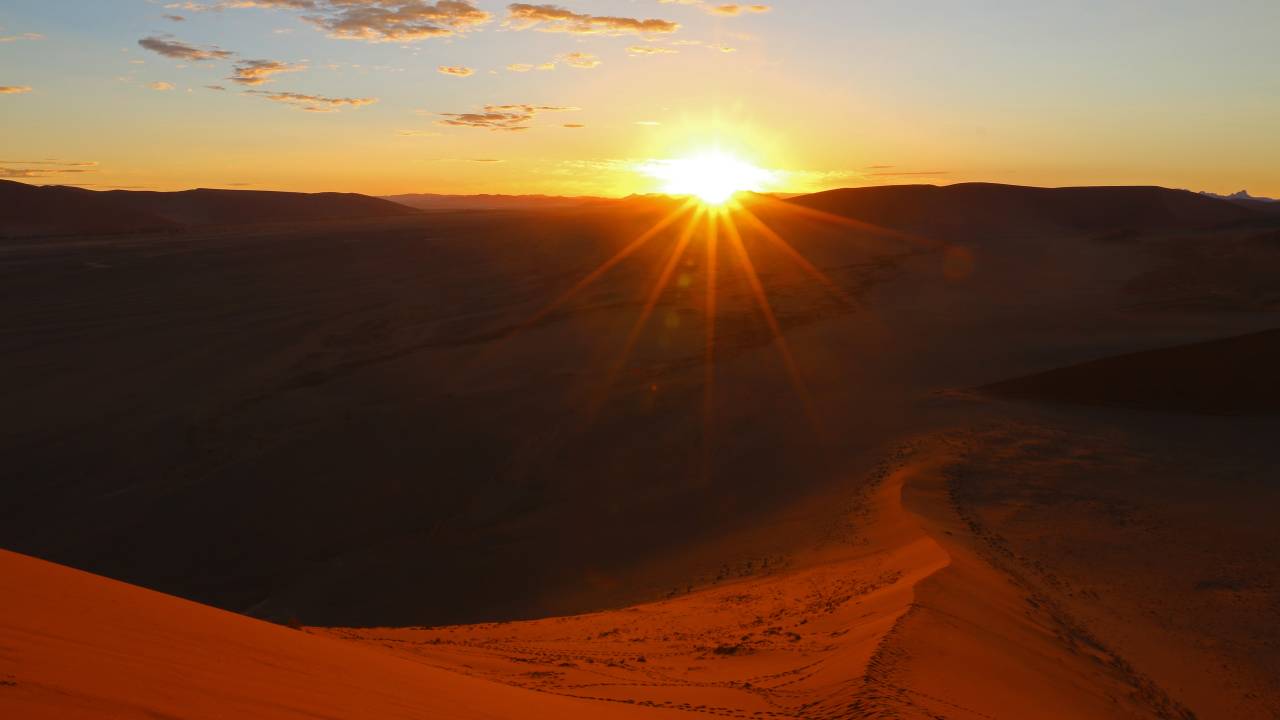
<box><xmin>643</xmin><ymin>151</ymin><xmax>775</xmax><ymax>205</ymax></box>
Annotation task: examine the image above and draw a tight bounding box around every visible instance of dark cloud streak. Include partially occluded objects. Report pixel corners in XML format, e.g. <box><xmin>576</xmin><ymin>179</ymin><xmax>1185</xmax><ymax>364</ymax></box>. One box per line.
<box><xmin>138</xmin><ymin>35</ymin><xmax>233</xmax><ymax>61</ymax></box>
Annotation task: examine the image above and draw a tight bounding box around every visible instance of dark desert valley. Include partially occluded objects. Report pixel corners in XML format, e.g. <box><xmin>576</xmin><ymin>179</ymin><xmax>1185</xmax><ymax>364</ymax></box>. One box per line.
<box><xmin>3</xmin><ymin>1</ymin><xmax>1279</xmax><ymax>718</ymax></box>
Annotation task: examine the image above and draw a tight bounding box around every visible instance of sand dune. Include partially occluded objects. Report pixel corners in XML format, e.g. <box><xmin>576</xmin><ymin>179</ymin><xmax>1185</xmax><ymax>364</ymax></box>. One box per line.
<box><xmin>983</xmin><ymin>327</ymin><xmax>1280</xmax><ymax>414</ymax></box>
<box><xmin>791</xmin><ymin>183</ymin><xmax>1261</xmax><ymax>239</ymax></box>
<box><xmin>944</xmin><ymin>414</ymin><xmax>1280</xmax><ymax>719</ymax></box>
<box><xmin>341</xmin><ymin>441</ymin><xmax>1201</xmax><ymax>719</ymax></box>
<box><xmin>0</xmin><ymin>180</ymin><xmax>415</xmax><ymax>238</ymax></box>
<box><xmin>0</xmin><ymin>548</ymin><xmax>693</xmax><ymax>720</ymax></box>
<box><xmin>0</xmin><ymin>179</ymin><xmax>179</xmax><ymax>237</ymax></box>
<box><xmin>3</xmin><ymin>184</ymin><xmax>1278</xmax><ymax>717</ymax></box>
<box><xmin>102</xmin><ymin>187</ymin><xmax>417</xmax><ymax>226</ymax></box>
<box><xmin>383</xmin><ymin>192</ymin><xmax>610</xmax><ymax>211</ymax></box>
<box><xmin>4</xmin><ymin>188</ymin><xmax>1279</xmax><ymax>628</ymax></box>
<box><xmin>4</xmin><ymin>438</ymin><xmax>1216</xmax><ymax>718</ymax></box>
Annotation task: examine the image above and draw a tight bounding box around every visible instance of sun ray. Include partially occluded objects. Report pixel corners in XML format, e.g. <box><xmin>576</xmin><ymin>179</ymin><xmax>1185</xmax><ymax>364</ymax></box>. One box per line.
<box><xmin>730</xmin><ymin>201</ymin><xmax>862</xmax><ymax>309</ymax></box>
<box><xmin>588</xmin><ymin>206</ymin><xmax>706</xmax><ymax>416</ymax></box>
<box><xmin>622</xmin><ymin>206</ymin><xmax>706</xmax><ymax>362</ymax></box>
<box><xmin>450</xmin><ymin>198</ymin><xmax>696</xmax><ymax>406</ymax></box>
<box><xmin>748</xmin><ymin>193</ymin><xmax>942</xmax><ymax>250</ymax></box>
<box><xmin>702</xmin><ymin>209</ymin><xmax>720</xmax><ymax>476</ymax></box>
<box><xmin>720</xmin><ymin>209</ymin><xmax>823</xmax><ymax>436</ymax></box>
<box><xmin>516</xmin><ymin>199</ymin><xmax>696</xmax><ymax>332</ymax></box>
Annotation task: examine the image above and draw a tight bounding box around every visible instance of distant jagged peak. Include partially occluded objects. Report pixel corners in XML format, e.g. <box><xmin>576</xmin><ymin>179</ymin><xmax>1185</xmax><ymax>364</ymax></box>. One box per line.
<box><xmin>1200</xmin><ymin>189</ymin><xmax>1278</xmax><ymax>202</ymax></box>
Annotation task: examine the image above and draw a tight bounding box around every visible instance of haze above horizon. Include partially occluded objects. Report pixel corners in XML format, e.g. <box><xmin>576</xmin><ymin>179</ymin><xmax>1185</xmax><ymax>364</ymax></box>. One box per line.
<box><xmin>2</xmin><ymin>0</ymin><xmax>1277</xmax><ymax>197</ymax></box>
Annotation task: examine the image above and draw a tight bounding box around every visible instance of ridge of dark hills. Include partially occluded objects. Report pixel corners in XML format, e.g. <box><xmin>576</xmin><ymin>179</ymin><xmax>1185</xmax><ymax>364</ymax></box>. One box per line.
<box><xmin>787</xmin><ymin>182</ymin><xmax>1262</xmax><ymax>238</ymax></box>
<box><xmin>382</xmin><ymin>192</ymin><xmax>611</xmax><ymax>211</ymax></box>
<box><xmin>0</xmin><ymin>179</ymin><xmax>179</xmax><ymax>238</ymax></box>
<box><xmin>0</xmin><ymin>180</ymin><xmax>416</xmax><ymax>238</ymax></box>
<box><xmin>4</xmin><ymin>179</ymin><xmax>1267</xmax><ymax>240</ymax></box>
<box><xmin>1230</xmin><ymin>197</ymin><xmax>1280</xmax><ymax>215</ymax></box>
<box><xmin>105</xmin><ymin>188</ymin><xmax>418</xmax><ymax>226</ymax></box>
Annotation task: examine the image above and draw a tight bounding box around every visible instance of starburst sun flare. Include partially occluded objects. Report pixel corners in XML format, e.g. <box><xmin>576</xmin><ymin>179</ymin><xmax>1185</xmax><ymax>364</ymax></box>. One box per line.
<box><xmin>642</xmin><ymin>151</ymin><xmax>777</xmax><ymax>205</ymax></box>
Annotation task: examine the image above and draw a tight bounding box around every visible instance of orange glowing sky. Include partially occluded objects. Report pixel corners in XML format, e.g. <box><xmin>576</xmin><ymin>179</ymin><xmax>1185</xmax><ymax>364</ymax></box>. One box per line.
<box><xmin>1</xmin><ymin>1</ymin><xmax>1278</xmax><ymax>197</ymax></box>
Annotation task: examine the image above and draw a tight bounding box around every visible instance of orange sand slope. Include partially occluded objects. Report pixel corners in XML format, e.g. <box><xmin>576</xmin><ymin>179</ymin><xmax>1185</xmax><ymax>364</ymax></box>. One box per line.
<box><xmin>327</xmin><ymin>442</ymin><xmax>1190</xmax><ymax>719</ymax></box>
<box><xmin>0</xmin><ymin>548</ymin><xmax>688</xmax><ymax>720</ymax></box>
<box><xmin>332</xmin><ymin>438</ymin><xmax>1198</xmax><ymax>717</ymax></box>
<box><xmin>1</xmin><ymin>440</ymin><xmax>1198</xmax><ymax>719</ymax></box>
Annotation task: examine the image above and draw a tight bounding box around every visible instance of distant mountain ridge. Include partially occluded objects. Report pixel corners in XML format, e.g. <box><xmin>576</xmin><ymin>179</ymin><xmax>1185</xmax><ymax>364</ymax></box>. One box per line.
<box><xmin>787</xmin><ymin>183</ymin><xmax>1263</xmax><ymax>239</ymax></box>
<box><xmin>1198</xmin><ymin>189</ymin><xmax>1280</xmax><ymax>215</ymax></box>
<box><xmin>5</xmin><ymin>179</ymin><xmax>1272</xmax><ymax>240</ymax></box>
<box><xmin>382</xmin><ymin>192</ymin><xmax>609</xmax><ymax>211</ymax></box>
<box><xmin>1199</xmin><ymin>189</ymin><xmax>1278</xmax><ymax>203</ymax></box>
<box><xmin>0</xmin><ymin>180</ymin><xmax>416</xmax><ymax>238</ymax></box>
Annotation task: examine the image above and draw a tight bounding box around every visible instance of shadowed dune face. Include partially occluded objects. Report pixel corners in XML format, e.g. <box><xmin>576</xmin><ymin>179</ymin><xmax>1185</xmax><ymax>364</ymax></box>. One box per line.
<box><xmin>1</xmin><ymin>186</ymin><xmax>1279</xmax><ymax>630</ymax></box>
<box><xmin>984</xmin><ymin>328</ymin><xmax>1280</xmax><ymax>413</ymax></box>
<box><xmin>790</xmin><ymin>183</ymin><xmax>1261</xmax><ymax>240</ymax></box>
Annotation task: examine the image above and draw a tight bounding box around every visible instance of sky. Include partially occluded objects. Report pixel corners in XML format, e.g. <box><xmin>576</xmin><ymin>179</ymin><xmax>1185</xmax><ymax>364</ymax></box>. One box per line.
<box><xmin>2</xmin><ymin>0</ymin><xmax>1278</xmax><ymax>197</ymax></box>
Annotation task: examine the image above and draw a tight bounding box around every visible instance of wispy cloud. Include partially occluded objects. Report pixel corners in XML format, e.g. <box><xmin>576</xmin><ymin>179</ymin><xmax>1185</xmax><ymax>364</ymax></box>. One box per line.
<box><xmin>437</xmin><ymin>103</ymin><xmax>577</xmax><ymax>131</ymax></box>
<box><xmin>138</xmin><ymin>35</ymin><xmax>233</xmax><ymax>61</ymax></box>
<box><xmin>244</xmin><ymin>89</ymin><xmax>378</xmax><ymax>112</ymax></box>
<box><xmin>0</xmin><ymin>159</ymin><xmax>96</xmax><ymax>169</ymax></box>
<box><xmin>705</xmin><ymin>4</ymin><xmax>771</xmax><ymax>16</ymax></box>
<box><xmin>164</xmin><ymin>0</ymin><xmax>323</xmax><ymax>10</ymax></box>
<box><xmin>0</xmin><ymin>168</ymin><xmax>86</xmax><ymax>179</ymax></box>
<box><xmin>229</xmin><ymin>59</ymin><xmax>306</xmax><ymax>85</ymax></box>
<box><xmin>0</xmin><ymin>31</ymin><xmax>44</xmax><ymax>43</ymax></box>
<box><xmin>0</xmin><ymin>158</ymin><xmax>98</xmax><ymax>179</ymax></box>
<box><xmin>163</xmin><ymin>1</ymin><xmax>492</xmax><ymax>41</ymax></box>
<box><xmin>148</xmin><ymin>81</ymin><xmax>176</xmax><ymax>91</ymax></box>
<box><xmin>558</xmin><ymin>51</ymin><xmax>600</xmax><ymax>68</ymax></box>
<box><xmin>508</xmin><ymin>52</ymin><xmax>598</xmax><ymax>72</ymax></box>
<box><xmin>658</xmin><ymin>0</ymin><xmax>770</xmax><ymax>14</ymax></box>
<box><xmin>0</xmin><ymin>85</ymin><xmax>33</xmax><ymax>94</ymax></box>
<box><xmin>160</xmin><ymin>0</ymin><xmax>488</xmax><ymax>40</ymax></box>
<box><xmin>306</xmin><ymin>1</ymin><xmax>491</xmax><ymax>42</ymax></box>
<box><xmin>867</xmin><ymin>170</ymin><xmax>949</xmax><ymax>177</ymax></box>
<box><xmin>506</xmin><ymin>4</ymin><xmax>679</xmax><ymax>35</ymax></box>
<box><xmin>437</xmin><ymin>65</ymin><xmax>474</xmax><ymax>77</ymax></box>
<box><xmin>627</xmin><ymin>45</ymin><xmax>677</xmax><ymax>55</ymax></box>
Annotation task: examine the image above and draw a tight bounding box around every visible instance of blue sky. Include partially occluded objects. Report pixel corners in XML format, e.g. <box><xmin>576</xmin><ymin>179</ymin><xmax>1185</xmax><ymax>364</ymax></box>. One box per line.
<box><xmin>2</xmin><ymin>0</ymin><xmax>1278</xmax><ymax>196</ymax></box>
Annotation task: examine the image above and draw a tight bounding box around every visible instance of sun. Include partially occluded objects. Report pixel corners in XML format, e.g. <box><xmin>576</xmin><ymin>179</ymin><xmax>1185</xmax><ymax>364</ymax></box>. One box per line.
<box><xmin>642</xmin><ymin>150</ymin><xmax>776</xmax><ymax>205</ymax></box>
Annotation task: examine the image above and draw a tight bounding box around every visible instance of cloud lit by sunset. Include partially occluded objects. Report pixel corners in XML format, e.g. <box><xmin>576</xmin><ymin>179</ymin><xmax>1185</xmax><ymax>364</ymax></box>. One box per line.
<box><xmin>2</xmin><ymin>2</ymin><xmax>1277</xmax><ymax>196</ymax></box>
